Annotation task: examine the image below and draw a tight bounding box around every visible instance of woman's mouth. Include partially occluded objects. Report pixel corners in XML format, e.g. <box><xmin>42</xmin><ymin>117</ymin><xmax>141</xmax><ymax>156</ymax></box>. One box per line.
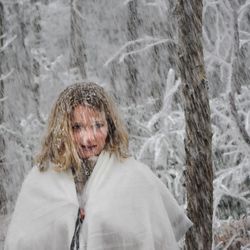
<box><xmin>81</xmin><ymin>145</ymin><xmax>97</xmax><ymax>151</ymax></box>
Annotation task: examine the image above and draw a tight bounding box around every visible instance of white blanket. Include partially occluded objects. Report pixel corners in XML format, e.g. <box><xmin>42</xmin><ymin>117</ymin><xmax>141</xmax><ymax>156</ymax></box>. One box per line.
<box><xmin>4</xmin><ymin>152</ymin><xmax>192</xmax><ymax>250</ymax></box>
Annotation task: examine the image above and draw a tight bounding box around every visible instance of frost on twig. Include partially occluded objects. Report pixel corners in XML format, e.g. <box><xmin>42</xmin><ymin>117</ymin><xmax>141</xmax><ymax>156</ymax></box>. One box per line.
<box><xmin>229</xmin><ymin>93</ymin><xmax>250</xmax><ymax>146</ymax></box>
<box><xmin>71</xmin><ymin>0</ymin><xmax>86</xmax><ymax>21</ymax></box>
<box><xmin>214</xmin><ymin>215</ymin><xmax>250</xmax><ymax>250</ymax></box>
<box><xmin>0</xmin><ymin>35</ymin><xmax>17</xmax><ymax>53</ymax></box>
<box><xmin>0</xmin><ymin>69</ymin><xmax>14</xmax><ymax>81</ymax></box>
<box><xmin>211</xmin><ymin>86</ymin><xmax>250</xmax><ymax>249</ymax></box>
<box><xmin>104</xmin><ymin>36</ymin><xmax>175</xmax><ymax>66</ymax></box>
<box><xmin>123</xmin><ymin>0</ymin><xmax>168</xmax><ymax>15</ymax></box>
<box><xmin>0</xmin><ymin>96</ymin><xmax>7</xmax><ymax>103</ymax></box>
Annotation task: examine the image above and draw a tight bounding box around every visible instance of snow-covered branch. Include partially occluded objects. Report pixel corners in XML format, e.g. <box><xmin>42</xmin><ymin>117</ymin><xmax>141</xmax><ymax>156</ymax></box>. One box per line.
<box><xmin>104</xmin><ymin>36</ymin><xmax>175</xmax><ymax>66</ymax></box>
<box><xmin>123</xmin><ymin>0</ymin><xmax>133</xmax><ymax>6</ymax></box>
<box><xmin>238</xmin><ymin>1</ymin><xmax>250</xmax><ymax>17</ymax></box>
<box><xmin>240</xmin><ymin>39</ymin><xmax>250</xmax><ymax>48</ymax></box>
<box><xmin>229</xmin><ymin>92</ymin><xmax>250</xmax><ymax>146</ymax></box>
<box><xmin>119</xmin><ymin>38</ymin><xmax>174</xmax><ymax>63</ymax></box>
<box><xmin>0</xmin><ymin>96</ymin><xmax>8</xmax><ymax>103</ymax></box>
<box><xmin>0</xmin><ymin>33</ymin><xmax>7</xmax><ymax>40</ymax></box>
<box><xmin>0</xmin><ymin>69</ymin><xmax>14</xmax><ymax>81</ymax></box>
<box><xmin>71</xmin><ymin>0</ymin><xmax>86</xmax><ymax>21</ymax></box>
<box><xmin>0</xmin><ymin>35</ymin><xmax>17</xmax><ymax>53</ymax></box>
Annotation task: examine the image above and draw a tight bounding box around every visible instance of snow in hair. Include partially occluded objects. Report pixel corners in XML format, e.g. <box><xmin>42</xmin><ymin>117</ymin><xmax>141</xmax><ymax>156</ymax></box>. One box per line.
<box><xmin>36</xmin><ymin>82</ymin><xmax>129</xmax><ymax>171</ymax></box>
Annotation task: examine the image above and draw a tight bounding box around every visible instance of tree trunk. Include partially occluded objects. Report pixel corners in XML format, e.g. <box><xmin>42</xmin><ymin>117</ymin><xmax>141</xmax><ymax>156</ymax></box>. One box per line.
<box><xmin>31</xmin><ymin>1</ymin><xmax>41</xmax><ymax>80</ymax></box>
<box><xmin>230</xmin><ymin>10</ymin><xmax>241</xmax><ymax>95</ymax></box>
<box><xmin>70</xmin><ymin>0</ymin><xmax>87</xmax><ymax>79</ymax></box>
<box><xmin>31</xmin><ymin>0</ymin><xmax>45</xmax><ymax>125</ymax></box>
<box><xmin>177</xmin><ymin>1</ymin><xmax>213</xmax><ymax>249</ymax></box>
<box><xmin>229</xmin><ymin>10</ymin><xmax>250</xmax><ymax>147</ymax></box>
<box><xmin>125</xmin><ymin>0</ymin><xmax>140</xmax><ymax>103</ymax></box>
<box><xmin>0</xmin><ymin>1</ymin><xmax>7</xmax><ymax>215</ymax></box>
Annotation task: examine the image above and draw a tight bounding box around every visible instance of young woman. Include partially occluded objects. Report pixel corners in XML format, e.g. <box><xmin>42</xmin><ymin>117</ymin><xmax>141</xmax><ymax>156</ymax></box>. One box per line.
<box><xmin>4</xmin><ymin>82</ymin><xmax>192</xmax><ymax>250</ymax></box>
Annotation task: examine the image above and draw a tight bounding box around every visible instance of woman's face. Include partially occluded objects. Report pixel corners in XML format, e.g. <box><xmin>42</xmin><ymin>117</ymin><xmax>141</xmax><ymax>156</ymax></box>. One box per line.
<box><xmin>71</xmin><ymin>105</ymin><xmax>108</xmax><ymax>159</ymax></box>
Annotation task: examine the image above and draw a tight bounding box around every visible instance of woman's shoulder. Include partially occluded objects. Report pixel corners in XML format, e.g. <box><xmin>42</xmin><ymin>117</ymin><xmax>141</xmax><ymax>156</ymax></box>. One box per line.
<box><xmin>25</xmin><ymin>164</ymin><xmax>72</xmax><ymax>180</ymax></box>
<box><xmin>119</xmin><ymin>156</ymin><xmax>192</xmax><ymax>238</ymax></box>
<box><xmin>15</xmin><ymin>164</ymin><xmax>78</xmax><ymax>213</ymax></box>
<box><xmin>23</xmin><ymin>165</ymin><xmax>60</xmax><ymax>186</ymax></box>
<box><xmin>115</xmin><ymin>156</ymin><xmax>162</xmax><ymax>187</ymax></box>
<box><xmin>117</xmin><ymin>155</ymin><xmax>150</xmax><ymax>170</ymax></box>
<box><xmin>21</xmin><ymin>165</ymin><xmax>44</xmax><ymax>187</ymax></box>
<box><xmin>21</xmin><ymin>164</ymin><xmax>75</xmax><ymax>198</ymax></box>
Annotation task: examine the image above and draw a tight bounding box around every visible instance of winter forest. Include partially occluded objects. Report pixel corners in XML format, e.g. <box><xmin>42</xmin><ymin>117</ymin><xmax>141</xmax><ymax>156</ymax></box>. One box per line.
<box><xmin>0</xmin><ymin>0</ymin><xmax>250</xmax><ymax>249</ymax></box>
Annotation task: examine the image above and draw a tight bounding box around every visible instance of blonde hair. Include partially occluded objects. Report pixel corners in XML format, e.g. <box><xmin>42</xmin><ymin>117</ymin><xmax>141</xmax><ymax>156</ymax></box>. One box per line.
<box><xmin>36</xmin><ymin>82</ymin><xmax>129</xmax><ymax>171</ymax></box>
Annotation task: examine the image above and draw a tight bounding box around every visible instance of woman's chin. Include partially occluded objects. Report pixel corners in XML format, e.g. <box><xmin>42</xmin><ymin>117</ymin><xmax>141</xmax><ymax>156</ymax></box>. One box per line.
<box><xmin>79</xmin><ymin>151</ymin><xmax>97</xmax><ymax>160</ymax></box>
<box><xmin>77</xmin><ymin>147</ymin><xmax>104</xmax><ymax>160</ymax></box>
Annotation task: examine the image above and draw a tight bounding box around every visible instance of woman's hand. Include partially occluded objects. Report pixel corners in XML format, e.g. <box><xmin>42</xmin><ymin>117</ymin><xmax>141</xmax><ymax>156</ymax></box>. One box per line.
<box><xmin>79</xmin><ymin>208</ymin><xmax>85</xmax><ymax>221</ymax></box>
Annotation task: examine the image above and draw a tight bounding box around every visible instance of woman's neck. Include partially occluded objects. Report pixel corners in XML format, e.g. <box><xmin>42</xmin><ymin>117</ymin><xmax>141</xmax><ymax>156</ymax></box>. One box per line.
<box><xmin>74</xmin><ymin>155</ymin><xmax>98</xmax><ymax>194</ymax></box>
<box><xmin>81</xmin><ymin>156</ymin><xmax>98</xmax><ymax>178</ymax></box>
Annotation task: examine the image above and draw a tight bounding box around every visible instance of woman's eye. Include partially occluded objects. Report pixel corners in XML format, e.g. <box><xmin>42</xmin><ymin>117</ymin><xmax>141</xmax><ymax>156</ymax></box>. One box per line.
<box><xmin>95</xmin><ymin>122</ymin><xmax>103</xmax><ymax>129</ymax></box>
<box><xmin>72</xmin><ymin>124</ymin><xmax>81</xmax><ymax>131</ymax></box>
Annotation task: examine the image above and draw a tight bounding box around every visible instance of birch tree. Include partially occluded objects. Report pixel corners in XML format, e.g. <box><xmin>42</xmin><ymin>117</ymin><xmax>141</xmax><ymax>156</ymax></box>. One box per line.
<box><xmin>177</xmin><ymin>1</ymin><xmax>213</xmax><ymax>249</ymax></box>
<box><xmin>0</xmin><ymin>1</ymin><xmax>7</xmax><ymax>214</ymax></box>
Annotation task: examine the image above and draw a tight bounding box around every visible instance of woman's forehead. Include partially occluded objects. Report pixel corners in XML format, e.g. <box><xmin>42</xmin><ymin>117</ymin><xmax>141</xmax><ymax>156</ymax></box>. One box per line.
<box><xmin>72</xmin><ymin>105</ymin><xmax>106</xmax><ymax>121</ymax></box>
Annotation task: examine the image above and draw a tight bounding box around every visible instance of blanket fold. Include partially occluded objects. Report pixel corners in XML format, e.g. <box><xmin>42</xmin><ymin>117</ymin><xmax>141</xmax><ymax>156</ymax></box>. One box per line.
<box><xmin>4</xmin><ymin>152</ymin><xmax>192</xmax><ymax>250</ymax></box>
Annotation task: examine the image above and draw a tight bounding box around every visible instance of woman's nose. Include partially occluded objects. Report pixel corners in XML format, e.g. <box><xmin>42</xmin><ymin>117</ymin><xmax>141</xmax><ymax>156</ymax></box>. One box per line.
<box><xmin>81</xmin><ymin>128</ymin><xmax>95</xmax><ymax>144</ymax></box>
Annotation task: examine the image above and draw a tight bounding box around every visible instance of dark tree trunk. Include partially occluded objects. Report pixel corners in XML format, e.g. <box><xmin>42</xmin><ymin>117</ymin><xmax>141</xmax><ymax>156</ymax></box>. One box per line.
<box><xmin>31</xmin><ymin>0</ymin><xmax>45</xmax><ymax>125</ymax></box>
<box><xmin>231</xmin><ymin>10</ymin><xmax>241</xmax><ymax>95</ymax></box>
<box><xmin>125</xmin><ymin>0</ymin><xmax>140</xmax><ymax>103</ymax></box>
<box><xmin>14</xmin><ymin>2</ymin><xmax>34</xmax><ymax>115</ymax></box>
<box><xmin>0</xmin><ymin>1</ymin><xmax>7</xmax><ymax>215</ymax></box>
<box><xmin>31</xmin><ymin>1</ymin><xmax>41</xmax><ymax>80</ymax></box>
<box><xmin>70</xmin><ymin>0</ymin><xmax>87</xmax><ymax>79</ymax></box>
<box><xmin>177</xmin><ymin>1</ymin><xmax>213</xmax><ymax>249</ymax></box>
